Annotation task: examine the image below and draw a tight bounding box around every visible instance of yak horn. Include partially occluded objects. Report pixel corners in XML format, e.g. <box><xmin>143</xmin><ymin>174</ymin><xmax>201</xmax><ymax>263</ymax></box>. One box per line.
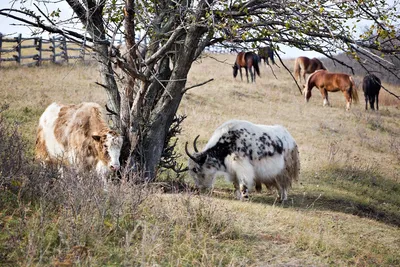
<box><xmin>193</xmin><ymin>135</ymin><xmax>200</xmax><ymax>153</ymax></box>
<box><xmin>185</xmin><ymin>141</ymin><xmax>198</xmax><ymax>162</ymax></box>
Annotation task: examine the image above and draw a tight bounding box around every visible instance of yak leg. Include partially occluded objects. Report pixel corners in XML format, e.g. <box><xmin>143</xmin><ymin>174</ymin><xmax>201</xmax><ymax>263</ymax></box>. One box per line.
<box><xmin>255</xmin><ymin>181</ymin><xmax>262</xmax><ymax>192</ymax></box>
<box><xmin>275</xmin><ymin>184</ymin><xmax>287</xmax><ymax>202</ymax></box>
<box><xmin>233</xmin><ymin>181</ymin><xmax>241</xmax><ymax>200</ymax></box>
<box><xmin>279</xmin><ymin>186</ymin><xmax>288</xmax><ymax>202</ymax></box>
<box><xmin>240</xmin><ymin>184</ymin><xmax>249</xmax><ymax>200</ymax></box>
<box><xmin>231</xmin><ymin>157</ymin><xmax>254</xmax><ymax>200</ymax></box>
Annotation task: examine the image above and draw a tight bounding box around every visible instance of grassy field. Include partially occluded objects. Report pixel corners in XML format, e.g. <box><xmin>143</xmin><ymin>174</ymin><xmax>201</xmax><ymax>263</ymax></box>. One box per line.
<box><xmin>0</xmin><ymin>53</ymin><xmax>399</xmax><ymax>266</ymax></box>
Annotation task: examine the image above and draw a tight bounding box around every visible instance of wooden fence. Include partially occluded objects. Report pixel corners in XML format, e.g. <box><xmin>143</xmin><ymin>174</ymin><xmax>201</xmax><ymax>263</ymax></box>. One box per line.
<box><xmin>0</xmin><ymin>33</ymin><xmax>95</xmax><ymax>66</ymax></box>
<box><xmin>0</xmin><ymin>33</ymin><xmax>236</xmax><ymax>67</ymax></box>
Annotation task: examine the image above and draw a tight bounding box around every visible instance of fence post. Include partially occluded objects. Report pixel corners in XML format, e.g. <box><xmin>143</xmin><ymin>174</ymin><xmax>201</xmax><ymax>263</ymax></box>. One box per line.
<box><xmin>51</xmin><ymin>36</ymin><xmax>56</xmax><ymax>63</ymax></box>
<box><xmin>0</xmin><ymin>32</ymin><xmax>2</xmax><ymax>67</ymax></box>
<box><xmin>35</xmin><ymin>37</ymin><xmax>43</xmax><ymax>66</ymax></box>
<box><xmin>15</xmin><ymin>33</ymin><xmax>22</xmax><ymax>64</ymax></box>
<box><xmin>62</xmin><ymin>36</ymin><xmax>68</xmax><ymax>63</ymax></box>
<box><xmin>80</xmin><ymin>40</ymin><xmax>86</xmax><ymax>61</ymax></box>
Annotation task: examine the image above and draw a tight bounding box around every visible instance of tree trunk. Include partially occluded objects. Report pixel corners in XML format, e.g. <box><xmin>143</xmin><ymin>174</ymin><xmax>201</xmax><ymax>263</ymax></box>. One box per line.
<box><xmin>138</xmin><ymin>24</ymin><xmax>207</xmax><ymax>181</ymax></box>
<box><xmin>94</xmin><ymin>43</ymin><xmax>121</xmax><ymax>127</ymax></box>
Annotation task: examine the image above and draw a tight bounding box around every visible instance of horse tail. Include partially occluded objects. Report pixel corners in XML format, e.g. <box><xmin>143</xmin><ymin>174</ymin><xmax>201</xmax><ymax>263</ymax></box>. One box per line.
<box><xmin>349</xmin><ymin>76</ymin><xmax>359</xmax><ymax>103</ymax></box>
<box><xmin>253</xmin><ymin>54</ymin><xmax>261</xmax><ymax>77</ymax></box>
<box><xmin>294</xmin><ymin>58</ymin><xmax>300</xmax><ymax>81</ymax></box>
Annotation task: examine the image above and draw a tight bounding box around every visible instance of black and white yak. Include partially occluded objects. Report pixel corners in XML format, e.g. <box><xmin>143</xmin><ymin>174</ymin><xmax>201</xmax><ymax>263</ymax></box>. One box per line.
<box><xmin>362</xmin><ymin>74</ymin><xmax>381</xmax><ymax>110</ymax></box>
<box><xmin>185</xmin><ymin>120</ymin><xmax>300</xmax><ymax>201</ymax></box>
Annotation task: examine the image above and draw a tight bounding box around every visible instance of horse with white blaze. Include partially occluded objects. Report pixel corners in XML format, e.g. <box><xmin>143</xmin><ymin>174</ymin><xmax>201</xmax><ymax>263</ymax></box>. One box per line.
<box><xmin>185</xmin><ymin>120</ymin><xmax>300</xmax><ymax>201</ymax></box>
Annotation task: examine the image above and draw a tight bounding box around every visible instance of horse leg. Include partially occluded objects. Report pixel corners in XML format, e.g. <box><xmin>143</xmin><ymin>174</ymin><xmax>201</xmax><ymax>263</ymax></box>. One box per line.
<box><xmin>245</xmin><ymin>67</ymin><xmax>249</xmax><ymax>83</ymax></box>
<box><xmin>239</xmin><ymin>68</ymin><xmax>243</xmax><ymax>81</ymax></box>
<box><xmin>369</xmin><ymin>95</ymin><xmax>375</xmax><ymax>110</ymax></box>
<box><xmin>365</xmin><ymin>95</ymin><xmax>369</xmax><ymax>110</ymax></box>
<box><xmin>376</xmin><ymin>93</ymin><xmax>379</xmax><ymax>110</ymax></box>
<box><xmin>302</xmin><ymin>70</ymin><xmax>306</xmax><ymax>84</ymax></box>
<box><xmin>249</xmin><ymin>66</ymin><xmax>254</xmax><ymax>83</ymax></box>
<box><xmin>320</xmin><ymin>88</ymin><xmax>330</xmax><ymax>106</ymax></box>
<box><xmin>344</xmin><ymin>90</ymin><xmax>352</xmax><ymax>111</ymax></box>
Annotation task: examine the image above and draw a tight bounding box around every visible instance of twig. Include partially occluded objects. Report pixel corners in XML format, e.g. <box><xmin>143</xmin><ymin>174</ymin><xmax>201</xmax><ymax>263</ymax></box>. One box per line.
<box><xmin>105</xmin><ymin>104</ymin><xmax>119</xmax><ymax>116</ymax></box>
<box><xmin>33</xmin><ymin>3</ymin><xmax>56</xmax><ymax>26</ymax></box>
<box><xmin>381</xmin><ymin>85</ymin><xmax>400</xmax><ymax>100</ymax></box>
<box><xmin>275</xmin><ymin>52</ymin><xmax>303</xmax><ymax>95</ymax></box>
<box><xmin>95</xmin><ymin>82</ymin><xmax>109</xmax><ymax>90</ymax></box>
<box><xmin>267</xmin><ymin>63</ymin><xmax>277</xmax><ymax>79</ymax></box>
<box><xmin>182</xmin><ymin>78</ymin><xmax>214</xmax><ymax>93</ymax></box>
<box><xmin>206</xmin><ymin>55</ymin><xmax>232</xmax><ymax>65</ymax></box>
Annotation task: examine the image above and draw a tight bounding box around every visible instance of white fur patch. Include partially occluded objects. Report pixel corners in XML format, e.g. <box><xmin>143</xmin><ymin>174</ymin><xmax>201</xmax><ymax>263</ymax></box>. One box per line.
<box><xmin>39</xmin><ymin>102</ymin><xmax>65</xmax><ymax>160</ymax></box>
<box><xmin>188</xmin><ymin>120</ymin><xmax>299</xmax><ymax>200</ymax></box>
<box><xmin>105</xmin><ymin>133</ymin><xmax>123</xmax><ymax>169</ymax></box>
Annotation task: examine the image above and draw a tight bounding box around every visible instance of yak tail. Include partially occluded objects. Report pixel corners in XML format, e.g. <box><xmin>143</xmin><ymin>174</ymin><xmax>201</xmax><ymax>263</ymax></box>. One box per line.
<box><xmin>294</xmin><ymin>58</ymin><xmax>300</xmax><ymax>81</ymax></box>
<box><xmin>253</xmin><ymin>54</ymin><xmax>261</xmax><ymax>77</ymax></box>
<box><xmin>349</xmin><ymin>76</ymin><xmax>359</xmax><ymax>103</ymax></box>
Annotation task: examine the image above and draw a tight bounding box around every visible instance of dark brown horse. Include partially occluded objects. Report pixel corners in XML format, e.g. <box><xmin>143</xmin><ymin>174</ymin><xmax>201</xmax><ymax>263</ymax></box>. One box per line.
<box><xmin>304</xmin><ymin>70</ymin><xmax>359</xmax><ymax>111</ymax></box>
<box><xmin>362</xmin><ymin>74</ymin><xmax>381</xmax><ymax>110</ymax></box>
<box><xmin>258</xmin><ymin>46</ymin><xmax>275</xmax><ymax>65</ymax></box>
<box><xmin>233</xmin><ymin>51</ymin><xmax>260</xmax><ymax>83</ymax></box>
<box><xmin>294</xmin><ymin>56</ymin><xmax>327</xmax><ymax>83</ymax></box>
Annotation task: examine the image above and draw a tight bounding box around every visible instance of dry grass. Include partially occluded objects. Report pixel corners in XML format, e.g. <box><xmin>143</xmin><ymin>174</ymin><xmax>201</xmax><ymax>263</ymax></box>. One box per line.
<box><xmin>0</xmin><ymin>54</ymin><xmax>400</xmax><ymax>266</ymax></box>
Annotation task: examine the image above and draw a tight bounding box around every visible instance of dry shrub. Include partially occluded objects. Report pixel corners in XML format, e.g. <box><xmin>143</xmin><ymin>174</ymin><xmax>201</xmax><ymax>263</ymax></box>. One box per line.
<box><xmin>133</xmin><ymin>193</ymin><xmax>242</xmax><ymax>265</ymax></box>
<box><xmin>0</xmin><ymin>105</ymin><xmax>28</xmax><ymax>192</ymax></box>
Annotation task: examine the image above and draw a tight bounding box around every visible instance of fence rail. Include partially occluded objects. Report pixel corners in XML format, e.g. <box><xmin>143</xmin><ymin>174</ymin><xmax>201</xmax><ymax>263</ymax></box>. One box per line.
<box><xmin>0</xmin><ymin>33</ymin><xmax>95</xmax><ymax>66</ymax></box>
<box><xmin>0</xmin><ymin>33</ymin><xmax>235</xmax><ymax>67</ymax></box>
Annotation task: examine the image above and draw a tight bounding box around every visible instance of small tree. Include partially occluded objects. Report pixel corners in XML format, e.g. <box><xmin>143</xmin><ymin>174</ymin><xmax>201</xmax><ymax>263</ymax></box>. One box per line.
<box><xmin>1</xmin><ymin>0</ymin><xmax>399</xmax><ymax>181</ymax></box>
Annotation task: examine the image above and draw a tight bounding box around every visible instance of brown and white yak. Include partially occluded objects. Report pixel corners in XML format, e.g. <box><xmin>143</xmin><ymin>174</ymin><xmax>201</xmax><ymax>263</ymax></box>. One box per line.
<box><xmin>35</xmin><ymin>102</ymin><xmax>123</xmax><ymax>185</ymax></box>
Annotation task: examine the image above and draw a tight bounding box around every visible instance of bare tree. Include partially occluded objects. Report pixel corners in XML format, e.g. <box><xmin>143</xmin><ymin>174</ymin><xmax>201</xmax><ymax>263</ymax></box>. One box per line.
<box><xmin>1</xmin><ymin>0</ymin><xmax>399</xmax><ymax>181</ymax></box>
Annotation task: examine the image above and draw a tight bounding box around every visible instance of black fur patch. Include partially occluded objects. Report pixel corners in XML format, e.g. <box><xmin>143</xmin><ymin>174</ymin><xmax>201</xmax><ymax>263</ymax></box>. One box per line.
<box><xmin>202</xmin><ymin>129</ymin><xmax>285</xmax><ymax>166</ymax></box>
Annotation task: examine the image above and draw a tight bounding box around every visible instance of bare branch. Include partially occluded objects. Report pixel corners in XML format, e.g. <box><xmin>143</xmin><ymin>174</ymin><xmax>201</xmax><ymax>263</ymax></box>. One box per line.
<box><xmin>182</xmin><ymin>78</ymin><xmax>214</xmax><ymax>94</ymax></box>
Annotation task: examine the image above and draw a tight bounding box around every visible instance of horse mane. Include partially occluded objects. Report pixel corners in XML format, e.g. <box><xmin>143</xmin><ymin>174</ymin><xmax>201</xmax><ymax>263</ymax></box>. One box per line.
<box><xmin>305</xmin><ymin>69</ymin><xmax>325</xmax><ymax>88</ymax></box>
<box><xmin>312</xmin><ymin>58</ymin><xmax>327</xmax><ymax>71</ymax></box>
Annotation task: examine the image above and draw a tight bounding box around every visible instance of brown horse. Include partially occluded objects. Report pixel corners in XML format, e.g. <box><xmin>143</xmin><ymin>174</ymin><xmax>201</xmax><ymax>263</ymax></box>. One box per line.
<box><xmin>304</xmin><ymin>70</ymin><xmax>359</xmax><ymax>111</ymax></box>
<box><xmin>294</xmin><ymin>56</ymin><xmax>326</xmax><ymax>83</ymax></box>
<box><xmin>233</xmin><ymin>51</ymin><xmax>260</xmax><ymax>83</ymax></box>
<box><xmin>258</xmin><ymin>46</ymin><xmax>275</xmax><ymax>65</ymax></box>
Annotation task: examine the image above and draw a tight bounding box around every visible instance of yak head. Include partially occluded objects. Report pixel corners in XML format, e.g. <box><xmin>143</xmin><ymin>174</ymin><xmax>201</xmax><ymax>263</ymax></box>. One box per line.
<box><xmin>185</xmin><ymin>135</ymin><xmax>219</xmax><ymax>190</ymax></box>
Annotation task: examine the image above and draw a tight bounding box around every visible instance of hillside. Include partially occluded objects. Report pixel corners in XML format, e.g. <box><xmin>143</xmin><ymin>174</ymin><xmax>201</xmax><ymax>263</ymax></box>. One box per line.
<box><xmin>0</xmin><ymin>54</ymin><xmax>399</xmax><ymax>266</ymax></box>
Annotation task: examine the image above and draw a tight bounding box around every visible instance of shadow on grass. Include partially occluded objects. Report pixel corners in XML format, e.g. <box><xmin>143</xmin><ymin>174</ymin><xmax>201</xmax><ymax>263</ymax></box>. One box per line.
<box><xmin>252</xmin><ymin>166</ymin><xmax>400</xmax><ymax>227</ymax></box>
<box><xmin>164</xmin><ymin>165</ymin><xmax>400</xmax><ymax>227</ymax></box>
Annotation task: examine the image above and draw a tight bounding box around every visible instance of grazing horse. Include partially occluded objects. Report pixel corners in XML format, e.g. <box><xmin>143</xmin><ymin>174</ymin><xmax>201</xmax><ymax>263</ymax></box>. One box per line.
<box><xmin>362</xmin><ymin>74</ymin><xmax>381</xmax><ymax>110</ymax></box>
<box><xmin>233</xmin><ymin>51</ymin><xmax>260</xmax><ymax>83</ymax></box>
<box><xmin>294</xmin><ymin>56</ymin><xmax>327</xmax><ymax>83</ymax></box>
<box><xmin>258</xmin><ymin>46</ymin><xmax>275</xmax><ymax>65</ymax></box>
<box><xmin>304</xmin><ymin>70</ymin><xmax>359</xmax><ymax>111</ymax></box>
